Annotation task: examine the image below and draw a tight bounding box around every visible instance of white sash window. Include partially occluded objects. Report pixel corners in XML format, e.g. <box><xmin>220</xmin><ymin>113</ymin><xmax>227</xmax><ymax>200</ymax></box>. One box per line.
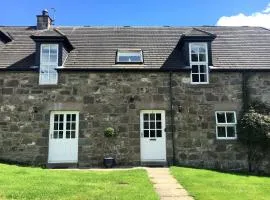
<box><xmin>39</xmin><ymin>44</ymin><xmax>58</xmax><ymax>85</ymax></box>
<box><xmin>189</xmin><ymin>43</ymin><xmax>209</xmax><ymax>84</ymax></box>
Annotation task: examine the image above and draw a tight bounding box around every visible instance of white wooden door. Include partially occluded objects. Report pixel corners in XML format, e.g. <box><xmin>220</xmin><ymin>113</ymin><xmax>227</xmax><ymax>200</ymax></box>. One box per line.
<box><xmin>48</xmin><ymin>111</ymin><xmax>79</xmax><ymax>163</ymax></box>
<box><xmin>140</xmin><ymin>110</ymin><xmax>166</xmax><ymax>162</ymax></box>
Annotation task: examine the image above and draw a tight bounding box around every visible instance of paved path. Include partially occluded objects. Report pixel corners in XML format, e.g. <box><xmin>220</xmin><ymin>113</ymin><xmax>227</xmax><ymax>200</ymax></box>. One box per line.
<box><xmin>146</xmin><ymin>168</ymin><xmax>194</xmax><ymax>200</ymax></box>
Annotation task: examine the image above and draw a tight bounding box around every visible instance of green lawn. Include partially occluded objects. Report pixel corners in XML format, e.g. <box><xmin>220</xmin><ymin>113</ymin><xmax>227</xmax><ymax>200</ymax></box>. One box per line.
<box><xmin>170</xmin><ymin>166</ymin><xmax>270</xmax><ymax>200</ymax></box>
<box><xmin>0</xmin><ymin>164</ymin><xmax>158</xmax><ymax>200</ymax></box>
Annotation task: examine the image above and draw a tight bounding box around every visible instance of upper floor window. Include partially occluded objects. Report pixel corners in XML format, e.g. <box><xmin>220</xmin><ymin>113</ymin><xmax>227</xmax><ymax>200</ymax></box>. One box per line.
<box><xmin>215</xmin><ymin>111</ymin><xmax>237</xmax><ymax>139</ymax></box>
<box><xmin>189</xmin><ymin>43</ymin><xmax>209</xmax><ymax>84</ymax></box>
<box><xmin>39</xmin><ymin>44</ymin><xmax>58</xmax><ymax>85</ymax></box>
<box><xmin>116</xmin><ymin>49</ymin><xmax>143</xmax><ymax>63</ymax></box>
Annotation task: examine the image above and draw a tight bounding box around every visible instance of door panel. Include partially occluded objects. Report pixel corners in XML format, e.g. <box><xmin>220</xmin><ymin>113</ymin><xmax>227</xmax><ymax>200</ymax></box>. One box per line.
<box><xmin>48</xmin><ymin>111</ymin><xmax>79</xmax><ymax>163</ymax></box>
<box><xmin>140</xmin><ymin>110</ymin><xmax>166</xmax><ymax>161</ymax></box>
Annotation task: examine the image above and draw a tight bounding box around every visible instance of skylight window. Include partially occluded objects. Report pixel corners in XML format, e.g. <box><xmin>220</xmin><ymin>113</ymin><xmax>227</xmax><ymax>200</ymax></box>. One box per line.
<box><xmin>116</xmin><ymin>49</ymin><xmax>143</xmax><ymax>63</ymax></box>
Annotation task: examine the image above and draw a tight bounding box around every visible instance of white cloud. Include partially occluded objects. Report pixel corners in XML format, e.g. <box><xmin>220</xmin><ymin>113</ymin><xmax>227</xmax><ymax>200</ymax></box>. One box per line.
<box><xmin>216</xmin><ymin>3</ymin><xmax>270</xmax><ymax>28</ymax></box>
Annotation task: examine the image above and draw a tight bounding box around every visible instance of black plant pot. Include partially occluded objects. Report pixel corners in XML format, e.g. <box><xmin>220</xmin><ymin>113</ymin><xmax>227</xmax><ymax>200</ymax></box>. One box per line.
<box><xmin>103</xmin><ymin>157</ymin><xmax>115</xmax><ymax>168</ymax></box>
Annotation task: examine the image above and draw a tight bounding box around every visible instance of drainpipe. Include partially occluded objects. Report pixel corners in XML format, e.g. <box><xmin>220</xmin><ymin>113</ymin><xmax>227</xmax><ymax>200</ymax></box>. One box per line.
<box><xmin>169</xmin><ymin>71</ymin><xmax>176</xmax><ymax>165</ymax></box>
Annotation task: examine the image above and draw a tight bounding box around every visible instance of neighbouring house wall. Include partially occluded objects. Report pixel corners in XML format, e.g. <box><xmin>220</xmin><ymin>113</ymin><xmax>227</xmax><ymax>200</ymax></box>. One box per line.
<box><xmin>0</xmin><ymin>71</ymin><xmax>269</xmax><ymax>173</ymax></box>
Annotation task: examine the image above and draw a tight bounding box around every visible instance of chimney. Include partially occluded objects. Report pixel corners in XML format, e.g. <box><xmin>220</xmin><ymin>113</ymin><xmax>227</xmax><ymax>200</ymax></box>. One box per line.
<box><xmin>36</xmin><ymin>9</ymin><xmax>52</xmax><ymax>30</ymax></box>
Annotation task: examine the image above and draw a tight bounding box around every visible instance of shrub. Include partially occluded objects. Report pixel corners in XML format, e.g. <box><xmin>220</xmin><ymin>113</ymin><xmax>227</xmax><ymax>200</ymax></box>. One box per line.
<box><xmin>238</xmin><ymin>106</ymin><xmax>270</xmax><ymax>173</ymax></box>
<box><xmin>104</xmin><ymin>127</ymin><xmax>117</xmax><ymax>137</ymax></box>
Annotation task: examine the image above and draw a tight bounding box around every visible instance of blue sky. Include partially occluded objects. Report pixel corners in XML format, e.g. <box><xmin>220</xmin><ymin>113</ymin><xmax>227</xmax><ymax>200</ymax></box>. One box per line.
<box><xmin>1</xmin><ymin>0</ymin><xmax>270</xmax><ymax>27</ymax></box>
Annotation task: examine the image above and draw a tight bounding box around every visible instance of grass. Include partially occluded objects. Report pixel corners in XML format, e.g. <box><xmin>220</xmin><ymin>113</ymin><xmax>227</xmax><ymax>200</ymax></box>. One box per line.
<box><xmin>170</xmin><ymin>166</ymin><xmax>270</xmax><ymax>200</ymax></box>
<box><xmin>0</xmin><ymin>164</ymin><xmax>158</xmax><ymax>200</ymax></box>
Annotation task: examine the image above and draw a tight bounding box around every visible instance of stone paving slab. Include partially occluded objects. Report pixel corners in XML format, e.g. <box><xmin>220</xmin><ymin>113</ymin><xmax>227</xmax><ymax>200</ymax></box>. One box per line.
<box><xmin>146</xmin><ymin>168</ymin><xmax>194</xmax><ymax>200</ymax></box>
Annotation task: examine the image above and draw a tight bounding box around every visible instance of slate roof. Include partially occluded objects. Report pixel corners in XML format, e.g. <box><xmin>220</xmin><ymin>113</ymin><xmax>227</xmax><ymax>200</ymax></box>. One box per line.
<box><xmin>0</xmin><ymin>26</ymin><xmax>270</xmax><ymax>69</ymax></box>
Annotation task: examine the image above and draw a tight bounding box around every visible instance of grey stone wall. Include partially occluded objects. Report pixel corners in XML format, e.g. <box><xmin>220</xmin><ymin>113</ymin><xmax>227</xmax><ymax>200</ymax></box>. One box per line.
<box><xmin>172</xmin><ymin>72</ymin><xmax>248</xmax><ymax>171</ymax></box>
<box><xmin>0</xmin><ymin>71</ymin><xmax>269</xmax><ymax>172</ymax></box>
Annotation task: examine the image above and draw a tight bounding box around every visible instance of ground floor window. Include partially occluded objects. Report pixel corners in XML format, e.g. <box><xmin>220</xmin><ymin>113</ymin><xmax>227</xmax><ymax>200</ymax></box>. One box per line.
<box><xmin>215</xmin><ymin>111</ymin><xmax>237</xmax><ymax>139</ymax></box>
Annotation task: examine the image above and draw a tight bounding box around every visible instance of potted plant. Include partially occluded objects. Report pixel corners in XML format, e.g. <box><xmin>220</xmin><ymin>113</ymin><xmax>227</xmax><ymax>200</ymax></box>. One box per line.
<box><xmin>103</xmin><ymin>127</ymin><xmax>117</xmax><ymax>168</ymax></box>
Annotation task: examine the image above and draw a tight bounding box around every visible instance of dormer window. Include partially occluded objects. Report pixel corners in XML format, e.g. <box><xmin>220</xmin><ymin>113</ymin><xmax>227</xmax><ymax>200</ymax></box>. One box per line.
<box><xmin>39</xmin><ymin>44</ymin><xmax>58</xmax><ymax>85</ymax></box>
<box><xmin>116</xmin><ymin>49</ymin><xmax>143</xmax><ymax>64</ymax></box>
<box><xmin>189</xmin><ymin>43</ymin><xmax>209</xmax><ymax>84</ymax></box>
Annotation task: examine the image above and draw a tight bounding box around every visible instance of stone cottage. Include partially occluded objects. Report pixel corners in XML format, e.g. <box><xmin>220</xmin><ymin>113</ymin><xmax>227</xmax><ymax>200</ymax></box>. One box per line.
<box><xmin>0</xmin><ymin>10</ymin><xmax>269</xmax><ymax>172</ymax></box>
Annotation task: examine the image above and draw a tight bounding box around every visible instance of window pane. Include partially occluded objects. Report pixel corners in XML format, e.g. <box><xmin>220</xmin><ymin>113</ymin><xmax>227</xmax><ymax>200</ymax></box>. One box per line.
<box><xmin>150</xmin><ymin>130</ymin><xmax>155</xmax><ymax>138</ymax></box>
<box><xmin>226</xmin><ymin>113</ymin><xmax>235</xmax><ymax>123</ymax></box>
<box><xmin>150</xmin><ymin>122</ymin><xmax>155</xmax><ymax>129</ymax></box>
<box><xmin>199</xmin><ymin>54</ymin><xmax>206</xmax><ymax>62</ymax></box>
<box><xmin>144</xmin><ymin>114</ymin><xmax>149</xmax><ymax>121</ymax></box>
<box><xmin>50</xmin><ymin>54</ymin><xmax>57</xmax><ymax>63</ymax></box>
<box><xmin>157</xmin><ymin>130</ymin><xmax>162</xmax><ymax>137</ymax></box>
<box><xmin>191</xmin><ymin>54</ymin><xmax>198</xmax><ymax>62</ymax></box>
<box><xmin>144</xmin><ymin>130</ymin><xmax>149</xmax><ymax>137</ymax></box>
<box><xmin>71</xmin><ymin>123</ymin><xmax>76</xmax><ymax>130</ymax></box>
<box><xmin>54</xmin><ymin>114</ymin><xmax>58</xmax><ymax>122</ymax></box>
<box><xmin>66</xmin><ymin>131</ymin><xmax>70</xmax><ymax>138</ymax></box>
<box><xmin>150</xmin><ymin>114</ymin><xmax>155</xmax><ymax>120</ymax></box>
<box><xmin>66</xmin><ymin>122</ymin><xmax>71</xmax><ymax>130</ymax></box>
<box><xmin>227</xmin><ymin>126</ymin><xmax>236</xmax><ymax>137</ymax></box>
<box><xmin>59</xmin><ymin>131</ymin><xmax>63</xmax><ymax>138</ymax></box>
<box><xmin>53</xmin><ymin>131</ymin><xmax>58</xmax><ymax>138</ymax></box>
<box><xmin>199</xmin><ymin>46</ymin><xmax>206</xmax><ymax>53</ymax></box>
<box><xmin>118</xmin><ymin>51</ymin><xmax>143</xmax><ymax>63</ymax></box>
<box><xmin>41</xmin><ymin>54</ymin><xmax>49</xmax><ymax>63</ymax></box>
<box><xmin>144</xmin><ymin>122</ymin><xmax>149</xmax><ymax>129</ymax></box>
<box><xmin>71</xmin><ymin>131</ymin><xmax>75</xmax><ymax>138</ymax></box>
<box><xmin>217</xmin><ymin>126</ymin><xmax>226</xmax><ymax>137</ymax></box>
<box><xmin>156</xmin><ymin>114</ymin><xmax>161</xmax><ymax>121</ymax></box>
<box><xmin>200</xmin><ymin>65</ymin><xmax>206</xmax><ymax>73</ymax></box>
<box><xmin>67</xmin><ymin>114</ymin><xmax>71</xmax><ymax>121</ymax></box>
<box><xmin>192</xmin><ymin>74</ymin><xmax>199</xmax><ymax>82</ymax></box>
<box><xmin>59</xmin><ymin>114</ymin><xmax>64</xmax><ymax>122</ymax></box>
<box><xmin>72</xmin><ymin>114</ymin><xmax>76</xmax><ymax>121</ymax></box>
<box><xmin>156</xmin><ymin>122</ymin><xmax>161</xmax><ymax>129</ymax></box>
<box><xmin>41</xmin><ymin>46</ymin><xmax>50</xmax><ymax>63</ymax></box>
<box><xmin>216</xmin><ymin>112</ymin><xmax>226</xmax><ymax>123</ymax></box>
<box><xmin>192</xmin><ymin>65</ymin><xmax>199</xmax><ymax>73</ymax></box>
<box><xmin>54</xmin><ymin>123</ymin><xmax>58</xmax><ymax>130</ymax></box>
<box><xmin>191</xmin><ymin>46</ymin><xmax>198</xmax><ymax>54</ymax></box>
<box><xmin>200</xmin><ymin>74</ymin><xmax>207</xmax><ymax>82</ymax></box>
<box><xmin>50</xmin><ymin>47</ymin><xmax>57</xmax><ymax>55</ymax></box>
<box><xmin>59</xmin><ymin>123</ymin><xmax>63</xmax><ymax>130</ymax></box>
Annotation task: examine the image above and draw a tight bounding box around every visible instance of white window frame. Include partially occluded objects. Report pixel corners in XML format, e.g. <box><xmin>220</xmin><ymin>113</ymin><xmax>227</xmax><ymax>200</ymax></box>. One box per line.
<box><xmin>116</xmin><ymin>49</ymin><xmax>143</xmax><ymax>63</ymax></box>
<box><xmin>39</xmin><ymin>44</ymin><xmax>59</xmax><ymax>85</ymax></box>
<box><xmin>215</xmin><ymin>111</ymin><xmax>237</xmax><ymax>140</ymax></box>
<box><xmin>189</xmin><ymin>42</ymin><xmax>209</xmax><ymax>84</ymax></box>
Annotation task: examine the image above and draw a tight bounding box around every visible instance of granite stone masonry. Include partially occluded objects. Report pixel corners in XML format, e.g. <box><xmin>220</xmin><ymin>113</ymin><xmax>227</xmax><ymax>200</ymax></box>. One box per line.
<box><xmin>0</xmin><ymin>71</ymin><xmax>268</xmax><ymax>172</ymax></box>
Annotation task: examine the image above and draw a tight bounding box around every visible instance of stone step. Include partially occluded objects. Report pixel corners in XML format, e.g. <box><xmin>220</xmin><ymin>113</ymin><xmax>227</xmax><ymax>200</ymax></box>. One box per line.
<box><xmin>47</xmin><ymin>163</ymin><xmax>78</xmax><ymax>169</ymax></box>
<box><xmin>141</xmin><ymin>161</ymin><xmax>168</xmax><ymax>167</ymax></box>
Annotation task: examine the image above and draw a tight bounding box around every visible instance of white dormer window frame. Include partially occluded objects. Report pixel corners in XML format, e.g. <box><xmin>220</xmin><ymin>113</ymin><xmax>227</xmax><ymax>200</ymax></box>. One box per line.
<box><xmin>189</xmin><ymin>42</ymin><xmax>209</xmax><ymax>84</ymax></box>
<box><xmin>39</xmin><ymin>43</ymin><xmax>59</xmax><ymax>85</ymax></box>
<box><xmin>116</xmin><ymin>49</ymin><xmax>143</xmax><ymax>63</ymax></box>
